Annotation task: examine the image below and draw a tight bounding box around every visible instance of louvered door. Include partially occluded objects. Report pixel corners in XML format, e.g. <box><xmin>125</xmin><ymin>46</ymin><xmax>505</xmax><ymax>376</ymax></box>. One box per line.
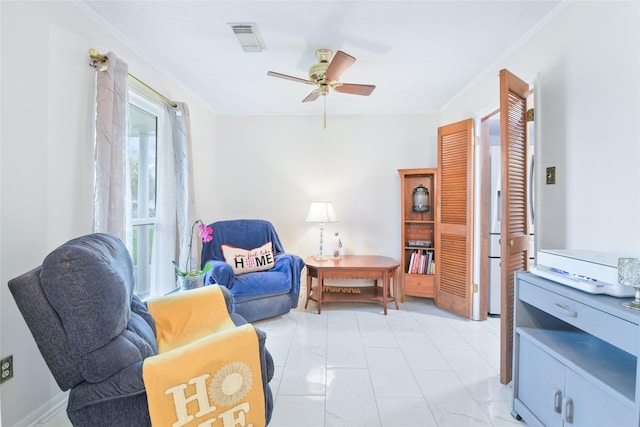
<box><xmin>499</xmin><ymin>69</ymin><xmax>531</xmax><ymax>384</ymax></box>
<box><xmin>436</xmin><ymin>118</ymin><xmax>474</xmax><ymax>318</ymax></box>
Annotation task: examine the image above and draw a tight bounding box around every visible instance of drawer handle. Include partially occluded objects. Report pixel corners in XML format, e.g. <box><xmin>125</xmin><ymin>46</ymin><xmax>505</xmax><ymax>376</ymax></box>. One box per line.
<box><xmin>554</xmin><ymin>303</ymin><xmax>577</xmax><ymax>317</ymax></box>
<box><xmin>553</xmin><ymin>389</ymin><xmax>562</xmax><ymax>413</ymax></box>
<box><xmin>564</xmin><ymin>397</ymin><xmax>574</xmax><ymax>423</ymax></box>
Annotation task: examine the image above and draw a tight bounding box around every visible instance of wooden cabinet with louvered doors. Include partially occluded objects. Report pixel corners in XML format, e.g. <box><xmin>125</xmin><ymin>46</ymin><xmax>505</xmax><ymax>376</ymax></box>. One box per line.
<box><xmin>398</xmin><ymin>168</ymin><xmax>438</xmax><ymax>302</ymax></box>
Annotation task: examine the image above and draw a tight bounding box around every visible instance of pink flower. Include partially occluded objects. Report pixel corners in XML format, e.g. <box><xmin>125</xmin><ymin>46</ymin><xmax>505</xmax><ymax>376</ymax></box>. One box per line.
<box><xmin>197</xmin><ymin>223</ymin><xmax>213</xmax><ymax>243</ymax></box>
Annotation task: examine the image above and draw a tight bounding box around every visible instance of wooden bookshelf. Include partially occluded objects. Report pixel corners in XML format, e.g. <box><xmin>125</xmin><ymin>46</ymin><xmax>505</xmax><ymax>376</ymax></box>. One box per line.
<box><xmin>398</xmin><ymin>168</ymin><xmax>438</xmax><ymax>301</ymax></box>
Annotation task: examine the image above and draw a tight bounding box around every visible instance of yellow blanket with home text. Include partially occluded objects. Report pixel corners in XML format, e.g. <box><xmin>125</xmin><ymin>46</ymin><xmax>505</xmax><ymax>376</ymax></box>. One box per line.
<box><xmin>143</xmin><ymin>286</ymin><xmax>265</xmax><ymax>427</ymax></box>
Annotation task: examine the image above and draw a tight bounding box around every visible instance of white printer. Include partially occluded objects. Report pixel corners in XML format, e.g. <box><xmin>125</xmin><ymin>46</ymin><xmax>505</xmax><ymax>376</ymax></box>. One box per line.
<box><xmin>530</xmin><ymin>249</ymin><xmax>634</xmax><ymax>297</ymax></box>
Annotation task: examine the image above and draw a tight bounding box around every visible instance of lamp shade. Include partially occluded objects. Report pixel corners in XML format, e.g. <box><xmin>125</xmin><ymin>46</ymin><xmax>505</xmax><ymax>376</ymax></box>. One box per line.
<box><xmin>305</xmin><ymin>202</ymin><xmax>338</xmax><ymax>223</ymax></box>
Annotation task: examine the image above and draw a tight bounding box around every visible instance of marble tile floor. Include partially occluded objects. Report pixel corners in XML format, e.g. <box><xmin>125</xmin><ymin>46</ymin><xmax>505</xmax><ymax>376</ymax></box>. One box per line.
<box><xmin>44</xmin><ymin>296</ymin><xmax>525</xmax><ymax>427</ymax></box>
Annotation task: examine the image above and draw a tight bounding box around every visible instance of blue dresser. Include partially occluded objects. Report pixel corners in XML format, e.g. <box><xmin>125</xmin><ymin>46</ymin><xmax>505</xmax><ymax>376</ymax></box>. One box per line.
<box><xmin>512</xmin><ymin>271</ymin><xmax>640</xmax><ymax>426</ymax></box>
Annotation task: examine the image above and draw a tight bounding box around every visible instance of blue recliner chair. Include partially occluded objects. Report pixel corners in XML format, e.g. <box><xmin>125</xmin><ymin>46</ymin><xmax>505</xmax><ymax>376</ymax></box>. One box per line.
<box><xmin>8</xmin><ymin>233</ymin><xmax>274</xmax><ymax>426</ymax></box>
<box><xmin>201</xmin><ymin>219</ymin><xmax>305</xmax><ymax>322</ymax></box>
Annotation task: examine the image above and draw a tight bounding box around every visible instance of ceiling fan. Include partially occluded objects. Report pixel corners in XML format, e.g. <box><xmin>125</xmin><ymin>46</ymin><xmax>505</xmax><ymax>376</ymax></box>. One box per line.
<box><xmin>267</xmin><ymin>49</ymin><xmax>376</xmax><ymax>103</ymax></box>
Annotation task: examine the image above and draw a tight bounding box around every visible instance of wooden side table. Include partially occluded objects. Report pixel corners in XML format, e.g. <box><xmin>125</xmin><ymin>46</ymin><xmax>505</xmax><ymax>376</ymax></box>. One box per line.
<box><xmin>304</xmin><ymin>255</ymin><xmax>400</xmax><ymax>315</ymax></box>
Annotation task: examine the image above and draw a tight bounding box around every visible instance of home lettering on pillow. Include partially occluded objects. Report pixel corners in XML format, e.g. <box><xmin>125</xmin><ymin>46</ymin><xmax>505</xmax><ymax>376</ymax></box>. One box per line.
<box><xmin>221</xmin><ymin>242</ymin><xmax>276</xmax><ymax>274</ymax></box>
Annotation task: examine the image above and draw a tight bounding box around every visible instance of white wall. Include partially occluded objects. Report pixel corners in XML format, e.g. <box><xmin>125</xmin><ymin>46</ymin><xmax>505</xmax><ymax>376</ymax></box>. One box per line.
<box><xmin>210</xmin><ymin>114</ymin><xmax>439</xmax><ymax>260</ymax></box>
<box><xmin>0</xmin><ymin>2</ymin><xmax>216</xmax><ymax>425</ymax></box>
<box><xmin>442</xmin><ymin>1</ymin><xmax>640</xmax><ymax>257</ymax></box>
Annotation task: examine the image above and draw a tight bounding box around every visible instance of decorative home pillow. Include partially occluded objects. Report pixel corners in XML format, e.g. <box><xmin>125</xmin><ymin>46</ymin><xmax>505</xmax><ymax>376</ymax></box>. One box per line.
<box><xmin>221</xmin><ymin>241</ymin><xmax>275</xmax><ymax>275</ymax></box>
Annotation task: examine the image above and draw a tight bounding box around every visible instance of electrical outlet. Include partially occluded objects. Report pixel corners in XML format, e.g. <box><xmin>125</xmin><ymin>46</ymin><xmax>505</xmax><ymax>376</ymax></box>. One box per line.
<box><xmin>546</xmin><ymin>166</ymin><xmax>556</xmax><ymax>185</ymax></box>
<box><xmin>1</xmin><ymin>355</ymin><xmax>13</xmax><ymax>383</ymax></box>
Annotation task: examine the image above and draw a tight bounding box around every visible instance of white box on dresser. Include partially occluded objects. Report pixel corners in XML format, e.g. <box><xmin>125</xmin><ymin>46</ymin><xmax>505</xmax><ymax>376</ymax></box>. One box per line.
<box><xmin>512</xmin><ymin>271</ymin><xmax>640</xmax><ymax>427</ymax></box>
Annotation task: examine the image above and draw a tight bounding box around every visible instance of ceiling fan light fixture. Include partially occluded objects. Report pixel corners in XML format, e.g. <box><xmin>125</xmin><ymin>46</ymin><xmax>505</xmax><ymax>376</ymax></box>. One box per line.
<box><xmin>228</xmin><ymin>23</ymin><xmax>265</xmax><ymax>53</ymax></box>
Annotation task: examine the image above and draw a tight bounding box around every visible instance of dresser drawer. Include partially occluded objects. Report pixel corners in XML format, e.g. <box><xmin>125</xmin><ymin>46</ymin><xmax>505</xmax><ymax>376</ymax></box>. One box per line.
<box><xmin>519</xmin><ymin>281</ymin><xmax>637</xmax><ymax>355</ymax></box>
<box><xmin>404</xmin><ymin>274</ymin><xmax>435</xmax><ymax>298</ymax></box>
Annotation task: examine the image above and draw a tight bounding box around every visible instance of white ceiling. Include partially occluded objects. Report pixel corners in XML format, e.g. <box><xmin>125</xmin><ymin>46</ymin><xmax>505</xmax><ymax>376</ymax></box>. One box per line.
<box><xmin>78</xmin><ymin>1</ymin><xmax>561</xmax><ymax>116</ymax></box>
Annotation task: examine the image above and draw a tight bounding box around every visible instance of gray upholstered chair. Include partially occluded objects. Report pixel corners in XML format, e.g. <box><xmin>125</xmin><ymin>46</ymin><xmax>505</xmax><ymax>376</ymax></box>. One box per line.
<box><xmin>201</xmin><ymin>219</ymin><xmax>305</xmax><ymax>322</ymax></box>
<box><xmin>8</xmin><ymin>233</ymin><xmax>274</xmax><ymax>426</ymax></box>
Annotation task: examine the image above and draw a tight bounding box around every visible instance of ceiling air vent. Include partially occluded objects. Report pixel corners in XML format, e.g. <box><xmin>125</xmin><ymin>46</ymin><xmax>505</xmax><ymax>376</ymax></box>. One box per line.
<box><xmin>229</xmin><ymin>23</ymin><xmax>265</xmax><ymax>53</ymax></box>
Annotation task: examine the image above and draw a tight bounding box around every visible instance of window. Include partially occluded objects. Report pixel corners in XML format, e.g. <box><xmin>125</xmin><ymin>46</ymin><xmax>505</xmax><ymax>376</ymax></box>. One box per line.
<box><xmin>128</xmin><ymin>92</ymin><xmax>175</xmax><ymax>297</ymax></box>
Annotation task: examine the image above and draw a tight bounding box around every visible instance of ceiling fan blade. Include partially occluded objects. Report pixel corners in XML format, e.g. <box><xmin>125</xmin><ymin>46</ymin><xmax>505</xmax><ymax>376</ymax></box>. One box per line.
<box><xmin>267</xmin><ymin>71</ymin><xmax>315</xmax><ymax>85</ymax></box>
<box><xmin>324</xmin><ymin>50</ymin><xmax>356</xmax><ymax>81</ymax></box>
<box><xmin>302</xmin><ymin>90</ymin><xmax>321</xmax><ymax>103</ymax></box>
<box><xmin>333</xmin><ymin>83</ymin><xmax>376</xmax><ymax>96</ymax></box>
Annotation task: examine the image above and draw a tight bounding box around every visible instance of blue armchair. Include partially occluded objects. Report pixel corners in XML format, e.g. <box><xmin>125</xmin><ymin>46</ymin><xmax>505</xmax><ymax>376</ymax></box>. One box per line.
<box><xmin>8</xmin><ymin>233</ymin><xmax>274</xmax><ymax>426</ymax></box>
<box><xmin>201</xmin><ymin>219</ymin><xmax>305</xmax><ymax>322</ymax></box>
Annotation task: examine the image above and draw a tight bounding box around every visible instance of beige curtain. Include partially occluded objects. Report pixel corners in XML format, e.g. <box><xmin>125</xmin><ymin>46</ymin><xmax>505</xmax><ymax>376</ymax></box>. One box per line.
<box><xmin>170</xmin><ymin>102</ymin><xmax>197</xmax><ymax>273</ymax></box>
<box><xmin>93</xmin><ymin>52</ymin><xmax>132</xmax><ymax>249</ymax></box>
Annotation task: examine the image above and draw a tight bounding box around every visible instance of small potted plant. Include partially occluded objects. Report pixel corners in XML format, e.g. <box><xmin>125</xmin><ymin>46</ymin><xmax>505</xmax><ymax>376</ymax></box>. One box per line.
<box><xmin>172</xmin><ymin>219</ymin><xmax>213</xmax><ymax>290</ymax></box>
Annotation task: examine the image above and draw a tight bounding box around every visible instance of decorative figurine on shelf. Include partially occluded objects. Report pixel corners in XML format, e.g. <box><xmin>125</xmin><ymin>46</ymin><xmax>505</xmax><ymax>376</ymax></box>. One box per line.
<box><xmin>412</xmin><ymin>184</ymin><xmax>430</xmax><ymax>212</ymax></box>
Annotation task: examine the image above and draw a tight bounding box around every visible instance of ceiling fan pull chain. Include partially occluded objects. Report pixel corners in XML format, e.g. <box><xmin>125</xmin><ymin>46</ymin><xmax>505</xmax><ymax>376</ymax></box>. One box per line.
<box><xmin>324</xmin><ymin>96</ymin><xmax>327</xmax><ymax>129</ymax></box>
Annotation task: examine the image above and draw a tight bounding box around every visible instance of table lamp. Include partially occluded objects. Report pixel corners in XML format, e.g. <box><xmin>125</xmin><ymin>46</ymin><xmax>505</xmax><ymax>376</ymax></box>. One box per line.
<box><xmin>306</xmin><ymin>202</ymin><xmax>337</xmax><ymax>260</ymax></box>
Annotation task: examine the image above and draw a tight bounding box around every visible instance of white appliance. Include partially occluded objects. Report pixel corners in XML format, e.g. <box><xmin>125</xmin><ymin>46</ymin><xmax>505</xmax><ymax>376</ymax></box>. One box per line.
<box><xmin>530</xmin><ymin>249</ymin><xmax>634</xmax><ymax>297</ymax></box>
<box><xmin>488</xmin><ymin>146</ymin><xmax>535</xmax><ymax>315</ymax></box>
<box><xmin>488</xmin><ymin>234</ymin><xmax>502</xmax><ymax>315</ymax></box>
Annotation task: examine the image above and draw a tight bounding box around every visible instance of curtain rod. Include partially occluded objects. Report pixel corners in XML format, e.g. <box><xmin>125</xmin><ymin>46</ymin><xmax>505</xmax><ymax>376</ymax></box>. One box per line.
<box><xmin>88</xmin><ymin>48</ymin><xmax>178</xmax><ymax>108</ymax></box>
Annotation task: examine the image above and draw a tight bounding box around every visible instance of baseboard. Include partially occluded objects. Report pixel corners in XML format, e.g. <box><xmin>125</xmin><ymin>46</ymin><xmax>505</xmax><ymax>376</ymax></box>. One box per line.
<box><xmin>13</xmin><ymin>390</ymin><xmax>68</xmax><ymax>427</ymax></box>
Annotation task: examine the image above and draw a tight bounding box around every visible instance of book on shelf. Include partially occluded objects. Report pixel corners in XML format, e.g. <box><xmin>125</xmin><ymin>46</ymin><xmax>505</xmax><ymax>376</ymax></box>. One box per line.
<box><xmin>407</xmin><ymin>250</ymin><xmax>417</xmax><ymax>274</ymax></box>
<box><xmin>410</xmin><ymin>250</ymin><xmax>420</xmax><ymax>274</ymax></box>
<box><xmin>407</xmin><ymin>252</ymin><xmax>415</xmax><ymax>274</ymax></box>
<box><xmin>407</xmin><ymin>249</ymin><xmax>435</xmax><ymax>275</ymax></box>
